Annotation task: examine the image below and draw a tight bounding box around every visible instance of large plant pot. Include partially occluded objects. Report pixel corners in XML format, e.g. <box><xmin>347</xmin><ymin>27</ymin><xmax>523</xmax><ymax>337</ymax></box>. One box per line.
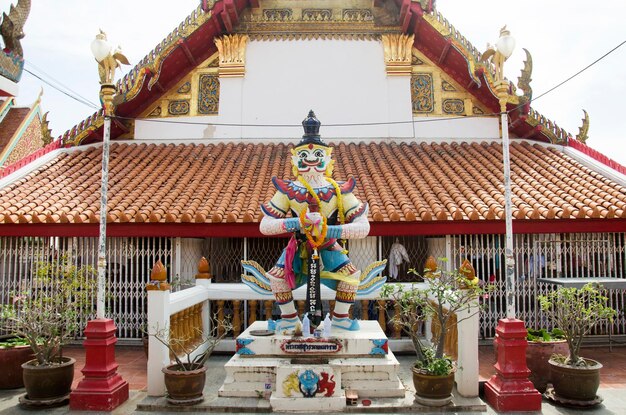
<box><xmin>162</xmin><ymin>363</ymin><xmax>207</xmax><ymax>405</ymax></box>
<box><xmin>549</xmin><ymin>357</ymin><xmax>602</xmax><ymax>401</ymax></box>
<box><xmin>0</xmin><ymin>344</ymin><xmax>33</xmax><ymax>389</ymax></box>
<box><xmin>21</xmin><ymin>357</ymin><xmax>75</xmax><ymax>400</ymax></box>
<box><xmin>526</xmin><ymin>340</ymin><xmax>568</xmax><ymax>393</ymax></box>
<box><xmin>412</xmin><ymin>367</ymin><xmax>455</xmax><ymax>406</ymax></box>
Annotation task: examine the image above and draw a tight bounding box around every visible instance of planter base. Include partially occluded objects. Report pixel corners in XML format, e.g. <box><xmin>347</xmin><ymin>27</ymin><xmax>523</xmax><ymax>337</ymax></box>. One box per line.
<box><xmin>19</xmin><ymin>393</ymin><xmax>70</xmax><ymax>408</ymax></box>
<box><xmin>545</xmin><ymin>387</ymin><xmax>603</xmax><ymax>408</ymax></box>
<box><xmin>167</xmin><ymin>395</ymin><xmax>205</xmax><ymax>405</ymax></box>
<box><xmin>415</xmin><ymin>394</ymin><xmax>452</xmax><ymax>407</ymax></box>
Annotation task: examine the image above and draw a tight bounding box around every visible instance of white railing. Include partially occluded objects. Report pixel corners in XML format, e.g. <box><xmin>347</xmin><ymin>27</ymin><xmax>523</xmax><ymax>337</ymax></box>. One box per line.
<box><xmin>146</xmin><ymin>280</ymin><xmax>480</xmax><ymax>398</ymax></box>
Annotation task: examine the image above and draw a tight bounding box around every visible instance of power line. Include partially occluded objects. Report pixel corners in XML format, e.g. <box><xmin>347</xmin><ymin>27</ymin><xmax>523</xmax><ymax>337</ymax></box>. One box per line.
<box><xmin>116</xmin><ymin>39</ymin><xmax>625</xmax><ymax>129</ymax></box>
<box><xmin>25</xmin><ymin>60</ymin><xmax>100</xmax><ymax>109</ymax></box>
<box><xmin>529</xmin><ymin>39</ymin><xmax>626</xmax><ymax>105</ymax></box>
<box><xmin>28</xmin><ymin>37</ymin><xmax>624</xmax><ymax>130</ymax></box>
<box><xmin>23</xmin><ymin>67</ymin><xmax>100</xmax><ymax>110</ymax></box>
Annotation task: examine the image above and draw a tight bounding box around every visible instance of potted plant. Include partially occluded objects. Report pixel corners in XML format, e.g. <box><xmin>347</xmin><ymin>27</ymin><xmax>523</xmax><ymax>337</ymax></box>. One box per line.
<box><xmin>538</xmin><ymin>283</ymin><xmax>616</xmax><ymax>404</ymax></box>
<box><xmin>1</xmin><ymin>256</ymin><xmax>96</xmax><ymax>403</ymax></box>
<box><xmin>380</xmin><ymin>256</ymin><xmax>483</xmax><ymax>406</ymax></box>
<box><xmin>0</xmin><ymin>336</ymin><xmax>33</xmax><ymax>389</ymax></box>
<box><xmin>147</xmin><ymin>316</ymin><xmax>231</xmax><ymax>405</ymax></box>
<box><xmin>525</xmin><ymin>328</ymin><xmax>567</xmax><ymax>393</ymax></box>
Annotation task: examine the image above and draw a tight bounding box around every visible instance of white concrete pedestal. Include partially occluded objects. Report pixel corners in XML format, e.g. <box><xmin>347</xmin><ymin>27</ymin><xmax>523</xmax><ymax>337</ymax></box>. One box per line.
<box><xmin>219</xmin><ymin>321</ymin><xmax>405</xmax><ymax>411</ymax></box>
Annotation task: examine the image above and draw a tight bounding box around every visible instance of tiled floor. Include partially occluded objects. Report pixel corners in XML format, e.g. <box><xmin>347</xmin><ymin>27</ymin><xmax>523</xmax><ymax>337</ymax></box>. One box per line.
<box><xmin>64</xmin><ymin>343</ymin><xmax>626</xmax><ymax>392</ymax></box>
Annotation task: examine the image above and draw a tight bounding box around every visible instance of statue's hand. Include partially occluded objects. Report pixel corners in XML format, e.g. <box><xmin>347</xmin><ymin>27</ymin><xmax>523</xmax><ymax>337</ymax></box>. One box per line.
<box><xmin>304</xmin><ymin>212</ymin><xmax>324</xmax><ymax>236</ymax></box>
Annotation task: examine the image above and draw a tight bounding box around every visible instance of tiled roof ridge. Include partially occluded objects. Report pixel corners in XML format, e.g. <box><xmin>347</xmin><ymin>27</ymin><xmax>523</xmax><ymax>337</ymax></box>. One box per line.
<box><xmin>567</xmin><ymin>138</ymin><xmax>626</xmax><ymax>176</ymax></box>
<box><xmin>2</xmin><ymin>140</ymin><xmax>625</xmax><ymax>226</ymax></box>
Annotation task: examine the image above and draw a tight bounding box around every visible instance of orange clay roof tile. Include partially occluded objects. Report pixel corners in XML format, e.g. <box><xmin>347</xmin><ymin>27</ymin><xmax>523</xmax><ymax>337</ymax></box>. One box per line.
<box><xmin>1</xmin><ymin>141</ymin><xmax>626</xmax><ymax>224</ymax></box>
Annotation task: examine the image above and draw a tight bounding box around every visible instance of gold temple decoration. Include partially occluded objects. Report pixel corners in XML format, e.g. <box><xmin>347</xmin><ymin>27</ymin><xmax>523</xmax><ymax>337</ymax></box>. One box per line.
<box><xmin>215</xmin><ymin>34</ymin><xmax>249</xmax><ymax>77</ymax></box>
<box><xmin>576</xmin><ymin>109</ymin><xmax>590</xmax><ymax>144</ymax></box>
<box><xmin>516</xmin><ymin>48</ymin><xmax>533</xmax><ymax>105</ymax></box>
<box><xmin>381</xmin><ymin>33</ymin><xmax>414</xmax><ymax>76</ymax></box>
<box><xmin>0</xmin><ymin>0</ymin><xmax>30</xmax><ymax>57</ymax></box>
<box><xmin>92</xmin><ymin>30</ymin><xmax>130</xmax><ymax>85</ymax></box>
<box><xmin>480</xmin><ymin>26</ymin><xmax>510</xmax><ymax>83</ymax></box>
<box><xmin>411</xmin><ymin>48</ymin><xmax>487</xmax><ymax>117</ymax></box>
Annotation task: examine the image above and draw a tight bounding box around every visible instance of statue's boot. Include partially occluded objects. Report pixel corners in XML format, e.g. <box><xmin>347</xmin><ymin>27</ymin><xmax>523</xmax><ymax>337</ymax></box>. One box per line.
<box><xmin>332</xmin><ymin>277</ymin><xmax>360</xmax><ymax>331</ymax></box>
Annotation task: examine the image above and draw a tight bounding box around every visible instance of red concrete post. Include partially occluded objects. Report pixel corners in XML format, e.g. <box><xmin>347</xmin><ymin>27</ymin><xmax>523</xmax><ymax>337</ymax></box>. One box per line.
<box><xmin>69</xmin><ymin>318</ymin><xmax>129</xmax><ymax>411</ymax></box>
<box><xmin>484</xmin><ymin>318</ymin><xmax>542</xmax><ymax>412</ymax></box>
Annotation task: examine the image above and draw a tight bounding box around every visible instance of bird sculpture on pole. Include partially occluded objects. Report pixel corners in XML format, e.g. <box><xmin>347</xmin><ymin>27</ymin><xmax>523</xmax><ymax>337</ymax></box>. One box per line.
<box><xmin>91</xmin><ymin>30</ymin><xmax>130</xmax><ymax>85</ymax></box>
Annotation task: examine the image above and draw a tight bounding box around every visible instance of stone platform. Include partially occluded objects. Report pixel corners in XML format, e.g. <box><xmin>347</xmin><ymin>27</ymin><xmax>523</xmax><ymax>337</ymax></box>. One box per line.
<box><xmin>219</xmin><ymin>321</ymin><xmax>406</xmax><ymax>411</ymax></box>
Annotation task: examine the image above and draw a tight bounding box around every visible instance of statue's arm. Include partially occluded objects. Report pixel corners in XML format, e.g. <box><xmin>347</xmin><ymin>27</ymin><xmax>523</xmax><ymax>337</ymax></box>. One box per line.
<box><xmin>260</xmin><ymin>215</ymin><xmax>300</xmax><ymax>236</ymax></box>
<box><xmin>326</xmin><ymin>203</ymin><xmax>370</xmax><ymax>240</ymax></box>
<box><xmin>259</xmin><ymin>191</ymin><xmax>299</xmax><ymax>236</ymax></box>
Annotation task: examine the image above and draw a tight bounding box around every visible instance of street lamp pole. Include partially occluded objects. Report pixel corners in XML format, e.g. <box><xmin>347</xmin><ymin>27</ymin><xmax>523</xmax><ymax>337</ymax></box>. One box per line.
<box><xmin>69</xmin><ymin>31</ymin><xmax>129</xmax><ymax>411</ymax></box>
<box><xmin>497</xmin><ymin>85</ymin><xmax>515</xmax><ymax>319</ymax></box>
<box><xmin>96</xmin><ymin>85</ymin><xmax>114</xmax><ymax>318</ymax></box>
<box><xmin>484</xmin><ymin>27</ymin><xmax>542</xmax><ymax>411</ymax></box>
<box><xmin>493</xmin><ymin>27</ymin><xmax>516</xmax><ymax>319</ymax></box>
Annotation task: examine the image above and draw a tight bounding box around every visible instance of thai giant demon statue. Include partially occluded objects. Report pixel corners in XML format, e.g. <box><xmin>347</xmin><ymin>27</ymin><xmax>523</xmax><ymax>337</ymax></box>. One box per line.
<box><xmin>242</xmin><ymin>111</ymin><xmax>386</xmax><ymax>331</ymax></box>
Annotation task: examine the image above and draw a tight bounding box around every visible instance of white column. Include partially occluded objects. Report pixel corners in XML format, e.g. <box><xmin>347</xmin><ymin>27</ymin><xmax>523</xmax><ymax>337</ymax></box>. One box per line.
<box><xmin>147</xmin><ymin>289</ymin><xmax>171</xmax><ymax>397</ymax></box>
<box><xmin>455</xmin><ymin>298</ymin><xmax>479</xmax><ymax>397</ymax></box>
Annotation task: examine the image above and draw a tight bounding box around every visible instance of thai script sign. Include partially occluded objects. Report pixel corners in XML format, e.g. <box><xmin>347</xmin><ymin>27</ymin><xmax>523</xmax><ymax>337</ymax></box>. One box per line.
<box><xmin>280</xmin><ymin>338</ymin><xmax>342</xmax><ymax>354</ymax></box>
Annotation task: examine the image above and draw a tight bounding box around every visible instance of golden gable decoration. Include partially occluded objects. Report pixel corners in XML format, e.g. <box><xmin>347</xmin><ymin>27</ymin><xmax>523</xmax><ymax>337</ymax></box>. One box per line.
<box><xmin>215</xmin><ymin>34</ymin><xmax>249</xmax><ymax>77</ymax></box>
<box><xmin>382</xmin><ymin>34</ymin><xmax>414</xmax><ymax>76</ymax></box>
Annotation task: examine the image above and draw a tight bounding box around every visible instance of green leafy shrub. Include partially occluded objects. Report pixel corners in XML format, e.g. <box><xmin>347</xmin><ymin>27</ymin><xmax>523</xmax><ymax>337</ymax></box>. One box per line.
<box><xmin>538</xmin><ymin>283</ymin><xmax>616</xmax><ymax>367</ymax></box>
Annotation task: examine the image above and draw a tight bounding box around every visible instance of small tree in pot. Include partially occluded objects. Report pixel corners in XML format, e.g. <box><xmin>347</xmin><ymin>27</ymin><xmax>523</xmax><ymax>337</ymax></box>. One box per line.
<box><xmin>1</xmin><ymin>256</ymin><xmax>96</xmax><ymax>403</ymax></box>
<box><xmin>538</xmin><ymin>283</ymin><xmax>616</xmax><ymax>404</ymax></box>
<box><xmin>380</xmin><ymin>256</ymin><xmax>483</xmax><ymax>406</ymax></box>
<box><xmin>147</xmin><ymin>315</ymin><xmax>232</xmax><ymax>405</ymax></box>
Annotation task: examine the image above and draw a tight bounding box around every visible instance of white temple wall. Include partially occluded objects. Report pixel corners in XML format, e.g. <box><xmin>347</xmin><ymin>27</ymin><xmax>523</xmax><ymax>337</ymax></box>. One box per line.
<box><xmin>135</xmin><ymin>39</ymin><xmax>498</xmax><ymax>141</ymax></box>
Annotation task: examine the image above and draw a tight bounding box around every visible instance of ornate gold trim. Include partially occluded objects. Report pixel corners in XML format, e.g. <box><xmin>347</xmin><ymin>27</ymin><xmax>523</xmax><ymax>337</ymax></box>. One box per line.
<box><xmin>215</xmin><ymin>34</ymin><xmax>249</xmax><ymax>77</ymax></box>
<box><xmin>576</xmin><ymin>110</ymin><xmax>589</xmax><ymax>144</ymax></box>
<box><xmin>247</xmin><ymin>33</ymin><xmax>380</xmax><ymax>41</ymax></box>
<box><xmin>382</xmin><ymin>34</ymin><xmax>414</xmax><ymax>76</ymax></box>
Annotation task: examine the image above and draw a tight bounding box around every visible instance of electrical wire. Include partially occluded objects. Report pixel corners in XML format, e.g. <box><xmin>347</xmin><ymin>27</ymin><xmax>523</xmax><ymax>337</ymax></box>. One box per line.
<box><xmin>23</xmin><ymin>67</ymin><xmax>100</xmax><ymax>110</ymax></box>
<box><xmin>115</xmin><ymin>38</ymin><xmax>625</xmax><ymax>128</ymax></box>
<box><xmin>24</xmin><ymin>60</ymin><xmax>100</xmax><ymax>109</ymax></box>
<box><xmin>23</xmin><ymin>37</ymin><xmax>625</xmax><ymax>129</ymax></box>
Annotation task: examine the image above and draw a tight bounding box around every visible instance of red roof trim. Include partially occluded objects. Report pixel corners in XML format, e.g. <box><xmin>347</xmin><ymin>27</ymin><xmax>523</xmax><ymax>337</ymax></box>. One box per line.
<box><xmin>0</xmin><ymin>219</ymin><xmax>624</xmax><ymax>238</ymax></box>
<box><xmin>568</xmin><ymin>139</ymin><xmax>626</xmax><ymax>175</ymax></box>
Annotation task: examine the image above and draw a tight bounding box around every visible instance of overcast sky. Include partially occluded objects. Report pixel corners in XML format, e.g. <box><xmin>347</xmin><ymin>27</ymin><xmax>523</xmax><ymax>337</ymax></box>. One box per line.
<box><xmin>13</xmin><ymin>1</ymin><xmax>626</xmax><ymax>166</ymax></box>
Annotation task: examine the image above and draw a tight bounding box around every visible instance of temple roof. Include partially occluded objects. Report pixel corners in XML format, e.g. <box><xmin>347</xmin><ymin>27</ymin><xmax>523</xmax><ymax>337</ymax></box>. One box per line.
<box><xmin>1</xmin><ymin>140</ymin><xmax>625</xmax><ymax>237</ymax></box>
<box><xmin>0</xmin><ymin>106</ymin><xmax>29</xmax><ymax>154</ymax></box>
<box><xmin>60</xmin><ymin>0</ymin><xmax>572</xmax><ymax>147</ymax></box>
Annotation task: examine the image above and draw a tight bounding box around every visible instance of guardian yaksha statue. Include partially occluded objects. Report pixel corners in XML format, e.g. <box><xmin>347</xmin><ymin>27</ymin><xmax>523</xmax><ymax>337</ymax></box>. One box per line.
<box><xmin>242</xmin><ymin>111</ymin><xmax>386</xmax><ymax>331</ymax></box>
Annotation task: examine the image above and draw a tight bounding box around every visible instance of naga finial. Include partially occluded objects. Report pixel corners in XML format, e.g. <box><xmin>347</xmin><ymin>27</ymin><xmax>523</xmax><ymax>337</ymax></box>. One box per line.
<box><xmin>0</xmin><ymin>0</ymin><xmax>31</xmax><ymax>57</ymax></box>
<box><xmin>576</xmin><ymin>110</ymin><xmax>590</xmax><ymax>144</ymax></box>
<box><xmin>517</xmin><ymin>48</ymin><xmax>533</xmax><ymax>108</ymax></box>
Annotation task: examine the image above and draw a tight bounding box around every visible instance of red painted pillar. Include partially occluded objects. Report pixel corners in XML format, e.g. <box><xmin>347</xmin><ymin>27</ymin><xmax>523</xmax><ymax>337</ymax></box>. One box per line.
<box><xmin>484</xmin><ymin>318</ymin><xmax>542</xmax><ymax>412</ymax></box>
<box><xmin>69</xmin><ymin>319</ymin><xmax>129</xmax><ymax>411</ymax></box>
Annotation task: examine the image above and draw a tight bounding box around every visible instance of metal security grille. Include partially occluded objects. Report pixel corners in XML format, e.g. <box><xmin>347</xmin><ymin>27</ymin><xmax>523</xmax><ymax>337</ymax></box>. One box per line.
<box><xmin>450</xmin><ymin>233</ymin><xmax>626</xmax><ymax>339</ymax></box>
<box><xmin>2</xmin><ymin>233</ymin><xmax>625</xmax><ymax>340</ymax></box>
<box><xmin>380</xmin><ymin>236</ymin><xmax>447</xmax><ymax>281</ymax></box>
<box><xmin>0</xmin><ymin>236</ymin><xmax>172</xmax><ymax>340</ymax></box>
